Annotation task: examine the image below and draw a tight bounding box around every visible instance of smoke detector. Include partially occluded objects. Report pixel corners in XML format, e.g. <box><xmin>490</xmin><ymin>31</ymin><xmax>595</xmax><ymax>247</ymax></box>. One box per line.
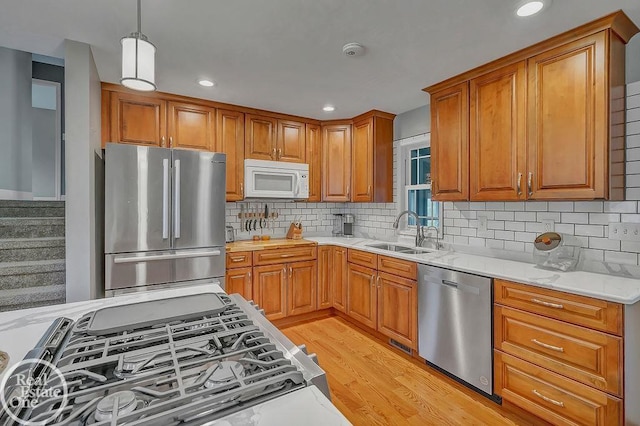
<box><xmin>342</xmin><ymin>43</ymin><xmax>365</xmax><ymax>57</ymax></box>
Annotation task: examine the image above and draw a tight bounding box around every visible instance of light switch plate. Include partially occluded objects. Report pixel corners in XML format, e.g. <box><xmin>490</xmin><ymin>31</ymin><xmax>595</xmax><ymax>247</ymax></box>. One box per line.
<box><xmin>542</xmin><ymin>219</ymin><xmax>555</xmax><ymax>232</ymax></box>
<box><xmin>478</xmin><ymin>215</ymin><xmax>488</xmax><ymax>232</ymax></box>
<box><xmin>609</xmin><ymin>223</ymin><xmax>640</xmax><ymax>241</ymax></box>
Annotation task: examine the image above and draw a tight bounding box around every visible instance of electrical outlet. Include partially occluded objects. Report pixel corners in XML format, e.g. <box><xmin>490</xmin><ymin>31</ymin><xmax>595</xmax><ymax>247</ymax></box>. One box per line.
<box><xmin>609</xmin><ymin>223</ymin><xmax>640</xmax><ymax>241</ymax></box>
<box><xmin>478</xmin><ymin>215</ymin><xmax>488</xmax><ymax>232</ymax></box>
<box><xmin>542</xmin><ymin>219</ymin><xmax>555</xmax><ymax>232</ymax></box>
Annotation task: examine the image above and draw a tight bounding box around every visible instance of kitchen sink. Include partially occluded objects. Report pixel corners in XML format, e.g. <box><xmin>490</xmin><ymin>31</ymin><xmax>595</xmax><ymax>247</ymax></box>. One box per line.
<box><xmin>366</xmin><ymin>243</ymin><xmax>434</xmax><ymax>255</ymax></box>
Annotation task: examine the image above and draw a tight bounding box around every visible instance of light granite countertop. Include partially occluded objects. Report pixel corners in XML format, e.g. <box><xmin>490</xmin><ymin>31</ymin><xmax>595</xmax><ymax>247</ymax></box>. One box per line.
<box><xmin>0</xmin><ymin>284</ymin><xmax>350</xmax><ymax>425</ymax></box>
<box><xmin>305</xmin><ymin>237</ymin><xmax>640</xmax><ymax>305</ymax></box>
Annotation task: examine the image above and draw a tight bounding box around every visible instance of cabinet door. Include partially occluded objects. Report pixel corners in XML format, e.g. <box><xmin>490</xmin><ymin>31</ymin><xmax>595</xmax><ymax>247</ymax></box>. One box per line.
<box><xmin>252</xmin><ymin>264</ymin><xmax>287</xmax><ymax>320</ymax></box>
<box><xmin>317</xmin><ymin>246</ymin><xmax>332</xmax><ymax>309</ymax></box>
<box><xmin>109</xmin><ymin>91</ymin><xmax>166</xmax><ymax>147</ymax></box>
<box><xmin>217</xmin><ymin>109</ymin><xmax>245</xmax><ymax>201</ymax></box>
<box><xmin>245</xmin><ymin>114</ymin><xmax>277</xmax><ymax>160</ymax></box>
<box><xmin>332</xmin><ymin>247</ymin><xmax>348</xmax><ymax>313</ymax></box>
<box><xmin>167</xmin><ymin>102</ymin><xmax>215</xmax><ymax>150</ymax></box>
<box><xmin>225</xmin><ymin>267</ymin><xmax>253</xmax><ymax>300</ymax></box>
<box><xmin>430</xmin><ymin>82</ymin><xmax>469</xmax><ymax>201</ymax></box>
<box><xmin>346</xmin><ymin>263</ymin><xmax>377</xmax><ymax>329</ymax></box>
<box><xmin>322</xmin><ymin>124</ymin><xmax>352</xmax><ymax>201</ymax></box>
<box><xmin>351</xmin><ymin>117</ymin><xmax>374</xmax><ymax>202</ymax></box>
<box><xmin>470</xmin><ymin>62</ymin><xmax>526</xmax><ymax>201</ymax></box>
<box><xmin>527</xmin><ymin>32</ymin><xmax>607</xmax><ymax>200</ymax></box>
<box><xmin>377</xmin><ymin>272</ymin><xmax>418</xmax><ymax>349</ymax></box>
<box><xmin>277</xmin><ymin>120</ymin><xmax>306</xmax><ymax>163</ymax></box>
<box><xmin>306</xmin><ymin>123</ymin><xmax>322</xmax><ymax>201</ymax></box>
<box><xmin>288</xmin><ymin>261</ymin><xmax>317</xmax><ymax>316</ymax></box>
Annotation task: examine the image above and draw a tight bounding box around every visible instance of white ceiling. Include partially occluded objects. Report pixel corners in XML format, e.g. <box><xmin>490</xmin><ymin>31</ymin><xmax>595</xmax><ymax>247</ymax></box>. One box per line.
<box><xmin>0</xmin><ymin>0</ymin><xmax>639</xmax><ymax>119</ymax></box>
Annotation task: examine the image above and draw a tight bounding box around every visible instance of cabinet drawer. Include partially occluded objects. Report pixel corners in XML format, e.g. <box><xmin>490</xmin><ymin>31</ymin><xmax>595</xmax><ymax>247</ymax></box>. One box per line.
<box><xmin>495</xmin><ymin>306</ymin><xmax>622</xmax><ymax>396</ymax></box>
<box><xmin>348</xmin><ymin>249</ymin><xmax>378</xmax><ymax>268</ymax></box>
<box><xmin>377</xmin><ymin>255</ymin><xmax>417</xmax><ymax>280</ymax></box>
<box><xmin>226</xmin><ymin>251</ymin><xmax>252</xmax><ymax>269</ymax></box>
<box><xmin>253</xmin><ymin>246</ymin><xmax>317</xmax><ymax>266</ymax></box>
<box><xmin>495</xmin><ymin>351</ymin><xmax>621</xmax><ymax>426</ymax></box>
<box><xmin>494</xmin><ymin>279</ymin><xmax>622</xmax><ymax>335</ymax></box>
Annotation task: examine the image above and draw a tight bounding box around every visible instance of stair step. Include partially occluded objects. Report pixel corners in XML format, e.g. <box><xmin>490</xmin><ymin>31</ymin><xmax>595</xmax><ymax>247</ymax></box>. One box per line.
<box><xmin>0</xmin><ymin>200</ymin><xmax>64</xmax><ymax>218</ymax></box>
<box><xmin>0</xmin><ymin>217</ymin><xmax>65</xmax><ymax>238</ymax></box>
<box><xmin>0</xmin><ymin>284</ymin><xmax>66</xmax><ymax>312</ymax></box>
<box><xmin>0</xmin><ymin>238</ymin><xmax>65</xmax><ymax>262</ymax></box>
<box><xmin>0</xmin><ymin>259</ymin><xmax>65</xmax><ymax>289</ymax></box>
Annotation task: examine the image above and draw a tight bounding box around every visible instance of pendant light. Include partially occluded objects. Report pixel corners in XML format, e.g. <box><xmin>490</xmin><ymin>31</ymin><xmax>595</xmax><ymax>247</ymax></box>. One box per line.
<box><xmin>121</xmin><ymin>0</ymin><xmax>156</xmax><ymax>91</ymax></box>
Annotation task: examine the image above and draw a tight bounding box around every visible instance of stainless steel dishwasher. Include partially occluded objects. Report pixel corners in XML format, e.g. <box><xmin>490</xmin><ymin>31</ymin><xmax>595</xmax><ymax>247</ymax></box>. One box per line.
<box><xmin>418</xmin><ymin>264</ymin><xmax>493</xmax><ymax>396</ymax></box>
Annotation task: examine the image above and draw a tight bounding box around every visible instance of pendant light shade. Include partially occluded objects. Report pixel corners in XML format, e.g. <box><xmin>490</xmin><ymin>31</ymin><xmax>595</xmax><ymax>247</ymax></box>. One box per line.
<box><xmin>121</xmin><ymin>0</ymin><xmax>156</xmax><ymax>91</ymax></box>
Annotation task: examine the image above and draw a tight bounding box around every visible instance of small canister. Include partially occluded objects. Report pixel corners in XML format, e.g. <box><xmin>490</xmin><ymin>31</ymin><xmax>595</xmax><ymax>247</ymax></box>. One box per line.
<box><xmin>533</xmin><ymin>232</ymin><xmax>582</xmax><ymax>272</ymax></box>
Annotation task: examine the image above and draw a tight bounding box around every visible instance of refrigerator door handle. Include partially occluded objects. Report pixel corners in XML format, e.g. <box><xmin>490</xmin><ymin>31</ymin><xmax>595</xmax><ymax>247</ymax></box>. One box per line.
<box><xmin>174</xmin><ymin>159</ymin><xmax>181</xmax><ymax>238</ymax></box>
<box><xmin>162</xmin><ymin>158</ymin><xmax>169</xmax><ymax>239</ymax></box>
<box><xmin>113</xmin><ymin>249</ymin><xmax>223</xmax><ymax>264</ymax></box>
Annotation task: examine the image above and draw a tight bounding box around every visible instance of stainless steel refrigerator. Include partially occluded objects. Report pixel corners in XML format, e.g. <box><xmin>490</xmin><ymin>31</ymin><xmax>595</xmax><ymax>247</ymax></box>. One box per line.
<box><xmin>104</xmin><ymin>143</ymin><xmax>226</xmax><ymax>296</ymax></box>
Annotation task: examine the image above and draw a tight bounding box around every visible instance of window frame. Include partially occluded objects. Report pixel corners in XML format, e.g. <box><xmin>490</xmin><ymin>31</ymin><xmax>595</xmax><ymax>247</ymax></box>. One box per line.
<box><xmin>395</xmin><ymin>133</ymin><xmax>442</xmax><ymax>237</ymax></box>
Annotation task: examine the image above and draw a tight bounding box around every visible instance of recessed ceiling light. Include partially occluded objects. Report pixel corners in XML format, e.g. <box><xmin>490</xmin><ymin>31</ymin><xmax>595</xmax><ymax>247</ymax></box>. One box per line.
<box><xmin>198</xmin><ymin>79</ymin><xmax>214</xmax><ymax>87</ymax></box>
<box><xmin>516</xmin><ymin>0</ymin><xmax>546</xmax><ymax>17</ymax></box>
<box><xmin>323</xmin><ymin>105</ymin><xmax>335</xmax><ymax>112</ymax></box>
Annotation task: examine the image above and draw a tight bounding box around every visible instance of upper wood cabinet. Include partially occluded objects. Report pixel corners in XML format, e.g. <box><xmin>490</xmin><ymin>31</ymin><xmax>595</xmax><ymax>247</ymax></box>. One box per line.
<box><xmin>351</xmin><ymin>112</ymin><xmax>395</xmax><ymax>203</ymax></box>
<box><xmin>306</xmin><ymin>123</ymin><xmax>322</xmax><ymax>202</ymax></box>
<box><xmin>470</xmin><ymin>62</ymin><xmax>526</xmax><ymax>201</ymax></box>
<box><xmin>245</xmin><ymin>114</ymin><xmax>277</xmax><ymax>160</ymax></box>
<box><xmin>322</xmin><ymin>123</ymin><xmax>352</xmax><ymax>201</ymax></box>
<box><xmin>168</xmin><ymin>101</ymin><xmax>215</xmax><ymax>151</ymax></box>
<box><xmin>108</xmin><ymin>91</ymin><xmax>167</xmax><ymax>147</ymax></box>
<box><xmin>217</xmin><ymin>109</ymin><xmax>245</xmax><ymax>201</ymax></box>
<box><xmin>527</xmin><ymin>32</ymin><xmax>608</xmax><ymax>200</ymax></box>
<box><xmin>425</xmin><ymin>11</ymin><xmax>639</xmax><ymax>201</ymax></box>
<box><xmin>277</xmin><ymin>120</ymin><xmax>306</xmax><ymax>163</ymax></box>
<box><xmin>430</xmin><ymin>82</ymin><xmax>469</xmax><ymax>201</ymax></box>
<box><xmin>245</xmin><ymin>115</ymin><xmax>306</xmax><ymax>163</ymax></box>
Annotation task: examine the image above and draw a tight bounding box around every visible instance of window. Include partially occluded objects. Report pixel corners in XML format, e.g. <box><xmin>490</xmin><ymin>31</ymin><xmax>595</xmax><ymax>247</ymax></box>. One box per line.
<box><xmin>397</xmin><ymin>134</ymin><xmax>440</xmax><ymax>232</ymax></box>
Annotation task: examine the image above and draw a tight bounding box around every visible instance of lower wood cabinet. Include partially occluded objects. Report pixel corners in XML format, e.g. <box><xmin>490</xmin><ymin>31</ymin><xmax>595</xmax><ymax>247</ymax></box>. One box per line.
<box><xmin>345</xmin><ymin>255</ymin><xmax>418</xmax><ymax>349</ymax></box>
<box><xmin>224</xmin><ymin>266</ymin><xmax>253</xmax><ymax>301</ymax></box>
<box><xmin>347</xmin><ymin>263</ymin><xmax>378</xmax><ymax>329</ymax></box>
<box><xmin>253</xmin><ymin>260</ymin><xmax>317</xmax><ymax>321</ymax></box>
<box><xmin>317</xmin><ymin>246</ymin><xmax>333</xmax><ymax>309</ymax></box>
<box><xmin>332</xmin><ymin>247</ymin><xmax>348</xmax><ymax>313</ymax></box>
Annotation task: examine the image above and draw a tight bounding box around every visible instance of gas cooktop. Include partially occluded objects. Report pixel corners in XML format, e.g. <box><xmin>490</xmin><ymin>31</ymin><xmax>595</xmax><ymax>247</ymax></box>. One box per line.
<box><xmin>0</xmin><ymin>293</ymin><xmax>327</xmax><ymax>425</ymax></box>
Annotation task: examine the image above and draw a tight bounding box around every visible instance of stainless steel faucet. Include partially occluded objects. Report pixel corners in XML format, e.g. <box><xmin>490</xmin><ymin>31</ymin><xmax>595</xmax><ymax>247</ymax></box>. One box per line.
<box><xmin>393</xmin><ymin>210</ymin><xmax>426</xmax><ymax>247</ymax></box>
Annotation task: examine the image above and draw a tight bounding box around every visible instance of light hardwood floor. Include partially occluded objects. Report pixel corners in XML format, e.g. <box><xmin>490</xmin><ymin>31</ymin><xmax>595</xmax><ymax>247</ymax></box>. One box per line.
<box><xmin>281</xmin><ymin>316</ymin><xmax>540</xmax><ymax>426</ymax></box>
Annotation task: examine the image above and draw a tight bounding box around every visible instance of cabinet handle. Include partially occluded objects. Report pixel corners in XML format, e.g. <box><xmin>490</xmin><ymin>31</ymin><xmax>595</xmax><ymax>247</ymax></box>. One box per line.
<box><xmin>161</xmin><ymin>136</ymin><xmax>166</xmax><ymax>147</ymax></box>
<box><xmin>169</xmin><ymin>136</ymin><xmax>174</xmax><ymax>147</ymax></box>
<box><xmin>230</xmin><ymin>256</ymin><xmax>245</xmax><ymax>262</ymax></box>
<box><xmin>376</xmin><ymin>275</ymin><xmax>381</xmax><ymax>288</ymax></box>
<box><xmin>531</xmin><ymin>339</ymin><xmax>564</xmax><ymax>353</ymax></box>
<box><xmin>367</xmin><ymin>185</ymin><xmax>372</xmax><ymax>196</ymax></box>
<box><xmin>517</xmin><ymin>172</ymin><xmax>522</xmax><ymax>196</ymax></box>
<box><xmin>531</xmin><ymin>298</ymin><xmax>564</xmax><ymax>309</ymax></box>
<box><xmin>346</xmin><ymin>185</ymin><xmax>350</xmax><ymax>199</ymax></box>
<box><xmin>240</xmin><ymin>182</ymin><xmax>244</xmax><ymax>197</ymax></box>
<box><xmin>272</xmin><ymin>148</ymin><xmax>277</xmax><ymax>159</ymax></box>
<box><xmin>278</xmin><ymin>148</ymin><xmax>282</xmax><ymax>159</ymax></box>
<box><xmin>532</xmin><ymin>390</ymin><xmax>564</xmax><ymax>407</ymax></box>
<box><xmin>527</xmin><ymin>172</ymin><xmax>533</xmax><ymax>197</ymax></box>
<box><xmin>289</xmin><ymin>266</ymin><xmax>292</xmax><ymax>279</ymax></box>
<box><xmin>432</xmin><ymin>179</ymin><xmax>437</xmax><ymax>194</ymax></box>
<box><xmin>248</xmin><ymin>271</ymin><xmax>252</xmax><ymax>280</ymax></box>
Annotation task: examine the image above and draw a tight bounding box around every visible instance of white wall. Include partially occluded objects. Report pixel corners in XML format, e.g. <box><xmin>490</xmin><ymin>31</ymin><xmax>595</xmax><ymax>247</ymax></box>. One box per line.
<box><xmin>64</xmin><ymin>40</ymin><xmax>102</xmax><ymax>302</ymax></box>
<box><xmin>32</xmin><ymin>108</ymin><xmax>57</xmax><ymax>198</ymax></box>
<box><xmin>0</xmin><ymin>46</ymin><xmax>32</xmax><ymax>199</ymax></box>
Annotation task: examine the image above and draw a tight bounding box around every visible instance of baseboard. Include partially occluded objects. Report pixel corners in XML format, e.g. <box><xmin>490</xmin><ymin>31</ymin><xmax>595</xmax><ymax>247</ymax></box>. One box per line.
<box><xmin>0</xmin><ymin>189</ymin><xmax>33</xmax><ymax>200</ymax></box>
<box><xmin>274</xmin><ymin>309</ymin><xmax>334</xmax><ymax>329</ymax></box>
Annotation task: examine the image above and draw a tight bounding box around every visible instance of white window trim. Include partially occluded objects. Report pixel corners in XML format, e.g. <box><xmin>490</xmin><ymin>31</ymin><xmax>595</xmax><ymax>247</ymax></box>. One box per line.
<box><xmin>395</xmin><ymin>132</ymin><xmax>442</xmax><ymax>237</ymax></box>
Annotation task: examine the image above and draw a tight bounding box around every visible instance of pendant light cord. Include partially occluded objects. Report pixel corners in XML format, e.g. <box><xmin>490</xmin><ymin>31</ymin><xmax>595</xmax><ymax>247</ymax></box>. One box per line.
<box><xmin>137</xmin><ymin>0</ymin><xmax>142</xmax><ymax>34</ymax></box>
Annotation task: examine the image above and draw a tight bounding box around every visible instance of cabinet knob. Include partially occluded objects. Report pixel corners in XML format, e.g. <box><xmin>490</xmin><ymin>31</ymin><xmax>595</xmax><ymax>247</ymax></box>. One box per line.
<box><xmin>272</xmin><ymin>148</ymin><xmax>277</xmax><ymax>159</ymax></box>
<box><xmin>278</xmin><ymin>148</ymin><xmax>282</xmax><ymax>159</ymax></box>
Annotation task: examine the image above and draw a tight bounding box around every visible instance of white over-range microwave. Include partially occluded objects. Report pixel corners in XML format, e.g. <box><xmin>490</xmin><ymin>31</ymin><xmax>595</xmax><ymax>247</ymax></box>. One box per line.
<box><xmin>244</xmin><ymin>159</ymin><xmax>309</xmax><ymax>199</ymax></box>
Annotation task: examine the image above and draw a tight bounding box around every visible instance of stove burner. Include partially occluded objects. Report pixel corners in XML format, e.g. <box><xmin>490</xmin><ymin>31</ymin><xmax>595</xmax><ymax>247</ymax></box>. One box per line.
<box><xmin>204</xmin><ymin>361</ymin><xmax>245</xmax><ymax>389</ymax></box>
<box><xmin>94</xmin><ymin>390</ymin><xmax>138</xmax><ymax>421</ymax></box>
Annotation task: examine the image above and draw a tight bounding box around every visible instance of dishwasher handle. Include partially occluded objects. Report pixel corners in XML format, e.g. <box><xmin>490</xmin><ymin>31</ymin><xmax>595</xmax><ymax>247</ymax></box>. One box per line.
<box><xmin>434</xmin><ymin>278</ymin><xmax>481</xmax><ymax>296</ymax></box>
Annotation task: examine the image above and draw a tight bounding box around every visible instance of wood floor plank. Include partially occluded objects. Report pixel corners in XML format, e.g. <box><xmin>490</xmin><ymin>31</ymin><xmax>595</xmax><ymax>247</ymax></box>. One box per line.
<box><xmin>281</xmin><ymin>316</ymin><xmax>540</xmax><ymax>426</ymax></box>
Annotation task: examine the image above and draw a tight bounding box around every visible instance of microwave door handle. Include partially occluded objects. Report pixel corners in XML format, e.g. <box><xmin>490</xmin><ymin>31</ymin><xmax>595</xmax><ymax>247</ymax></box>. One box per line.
<box><xmin>295</xmin><ymin>172</ymin><xmax>302</xmax><ymax>196</ymax></box>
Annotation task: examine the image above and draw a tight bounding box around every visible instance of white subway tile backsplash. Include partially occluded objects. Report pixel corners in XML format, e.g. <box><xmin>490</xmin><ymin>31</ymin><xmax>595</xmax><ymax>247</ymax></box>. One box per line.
<box><xmin>515</xmin><ymin>212</ymin><xmax>537</xmax><ymax>222</ymax></box>
<box><xmin>621</xmin><ymin>241</ymin><xmax>640</xmax><ymax>253</ymax></box>
<box><xmin>494</xmin><ymin>211</ymin><xmax>515</xmax><ymax>221</ymax></box>
<box><xmin>574</xmin><ymin>224</ymin><xmax>605</xmax><ymax>237</ymax></box>
<box><xmin>487</xmin><ymin>221</ymin><xmax>505</xmax><ymax>230</ymax></box>
<box><xmin>504</xmin><ymin>241</ymin><xmax>525</xmax><ymax>252</ymax></box>
<box><xmin>486</xmin><ymin>239</ymin><xmax>505</xmax><ymax>249</ymax></box>
<box><xmin>536</xmin><ymin>212</ymin><xmax>561</xmax><ymax>221</ymax></box>
<box><xmin>548</xmin><ymin>202</ymin><xmax>574</xmax><ymax>212</ymax></box>
<box><xmin>574</xmin><ymin>201</ymin><xmax>603</xmax><ymax>212</ymax></box>
<box><xmin>604</xmin><ymin>201</ymin><xmax>637</xmax><ymax>214</ymax></box>
<box><xmin>494</xmin><ymin>230</ymin><xmax>515</xmax><ymax>240</ymax></box>
<box><xmin>505</xmin><ymin>222</ymin><xmax>526</xmax><ymax>232</ymax></box>
<box><xmin>504</xmin><ymin>202</ymin><xmax>525</xmax><ymax>211</ymax></box>
<box><xmin>605</xmin><ymin>251</ymin><xmax>638</xmax><ymax>265</ymax></box>
<box><xmin>524</xmin><ymin>202</ymin><xmax>548</xmax><ymax>212</ymax></box>
<box><xmin>588</xmin><ymin>213</ymin><xmax>620</xmax><ymax>225</ymax></box>
<box><xmin>561</xmin><ymin>213</ymin><xmax>589</xmax><ymax>224</ymax></box>
<box><xmin>485</xmin><ymin>202</ymin><xmax>505</xmax><ymax>211</ymax></box>
<box><xmin>525</xmin><ymin>222</ymin><xmax>544</xmax><ymax>233</ymax></box>
<box><xmin>582</xmin><ymin>248</ymin><xmax>605</xmax><ymax>261</ymax></box>
<box><xmin>468</xmin><ymin>237</ymin><xmax>486</xmax><ymax>247</ymax></box>
<box><xmin>621</xmin><ymin>214</ymin><xmax>640</xmax><ymax>223</ymax></box>
<box><xmin>555</xmin><ymin>223</ymin><xmax>574</xmax><ymax>234</ymax></box>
